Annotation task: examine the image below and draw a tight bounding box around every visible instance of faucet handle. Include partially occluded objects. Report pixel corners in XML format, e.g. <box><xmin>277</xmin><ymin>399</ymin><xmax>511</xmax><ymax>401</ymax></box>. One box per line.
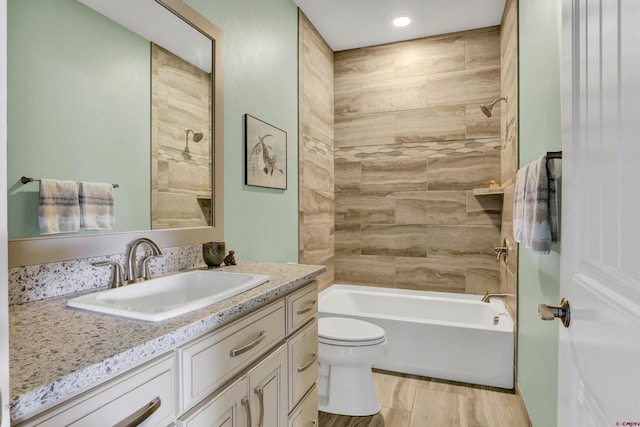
<box><xmin>93</xmin><ymin>261</ymin><xmax>124</xmax><ymax>288</ymax></box>
<box><xmin>140</xmin><ymin>254</ymin><xmax>161</xmax><ymax>281</ymax></box>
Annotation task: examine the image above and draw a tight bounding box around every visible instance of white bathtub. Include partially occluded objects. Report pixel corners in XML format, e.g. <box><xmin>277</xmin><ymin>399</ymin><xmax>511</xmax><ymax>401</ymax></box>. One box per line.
<box><xmin>318</xmin><ymin>284</ymin><xmax>514</xmax><ymax>389</ymax></box>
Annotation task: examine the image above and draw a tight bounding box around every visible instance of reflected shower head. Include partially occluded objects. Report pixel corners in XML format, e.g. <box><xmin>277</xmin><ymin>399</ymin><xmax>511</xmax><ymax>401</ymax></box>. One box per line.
<box><xmin>479</xmin><ymin>96</ymin><xmax>508</xmax><ymax>118</ymax></box>
<box><xmin>184</xmin><ymin>129</ymin><xmax>204</xmax><ymax>157</ymax></box>
<box><xmin>185</xmin><ymin>129</ymin><xmax>203</xmax><ymax>142</ymax></box>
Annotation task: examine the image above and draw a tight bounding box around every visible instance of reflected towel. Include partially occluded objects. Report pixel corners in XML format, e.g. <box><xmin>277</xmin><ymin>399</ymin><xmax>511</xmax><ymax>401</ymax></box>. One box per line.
<box><xmin>79</xmin><ymin>182</ymin><xmax>115</xmax><ymax>230</ymax></box>
<box><xmin>38</xmin><ymin>179</ymin><xmax>80</xmax><ymax>234</ymax></box>
<box><xmin>513</xmin><ymin>155</ymin><xmax>558</xmax><ymax>254</ymax></box>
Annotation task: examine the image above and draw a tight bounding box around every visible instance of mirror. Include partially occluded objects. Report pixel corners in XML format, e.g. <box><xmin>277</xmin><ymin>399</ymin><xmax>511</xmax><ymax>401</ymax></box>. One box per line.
<box><xmin>7</xmin><ymin>0</ymin><xmax>224</xmax><ymax>266</ymax></box>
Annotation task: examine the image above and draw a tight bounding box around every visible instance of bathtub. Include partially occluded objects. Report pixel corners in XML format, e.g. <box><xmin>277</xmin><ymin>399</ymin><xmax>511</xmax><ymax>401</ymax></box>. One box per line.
<box><xmin>318</xmin><ymin>284</ymin><xmax>514</xmax><ymax>389</ymax></box>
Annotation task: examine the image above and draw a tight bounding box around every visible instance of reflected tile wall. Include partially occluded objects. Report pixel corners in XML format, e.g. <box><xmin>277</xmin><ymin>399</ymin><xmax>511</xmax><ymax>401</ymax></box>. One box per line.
<box><xmin>334</xmin><ymin>27</ymin><xmax>503</xmax><ymax>294</ymax></box>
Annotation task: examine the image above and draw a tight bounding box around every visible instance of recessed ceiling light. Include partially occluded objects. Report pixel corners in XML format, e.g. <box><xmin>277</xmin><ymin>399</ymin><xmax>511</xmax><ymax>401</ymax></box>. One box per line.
<box><xmin>393</xmin><ymin>16</ymin><xmax>411</xmax><ymax>27</ymax></box>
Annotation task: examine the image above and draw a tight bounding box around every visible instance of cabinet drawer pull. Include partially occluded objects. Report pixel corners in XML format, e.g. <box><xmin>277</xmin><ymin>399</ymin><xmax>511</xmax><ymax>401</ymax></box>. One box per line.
<box><xmin>230</xmin><ymin>330</ymin><xmax>267</xmax><ymax>357</ymax></box>
<box><xmin>241</xmin><ymin>397</ymin><xmax>252</xmax><ymax>427</ymax></box>
<box><xmin>296</xmin><ymin>300</ymin><xmax>317</xmax><ymax>315</ymax></box>
<box><xmin>255</xmin><ymin>386</ymin><xmax>265</xmax><ymax>427</ymax></box>
<box><xmin>297</xmin><ymin>353</ymin><xmax>318</xmax><ymax>373</ymax></box>
<box><xmin>113</xmin><ymin>396</ymin><xmax>161</xmax><ymax>427</ymax></box>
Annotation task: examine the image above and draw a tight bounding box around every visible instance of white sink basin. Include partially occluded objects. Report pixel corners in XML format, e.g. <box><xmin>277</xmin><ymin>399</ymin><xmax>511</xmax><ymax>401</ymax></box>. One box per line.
<box><xmin>67</xmin><ymin>270</ymin><xmax>270</xmax><ymax>321</ymax></box>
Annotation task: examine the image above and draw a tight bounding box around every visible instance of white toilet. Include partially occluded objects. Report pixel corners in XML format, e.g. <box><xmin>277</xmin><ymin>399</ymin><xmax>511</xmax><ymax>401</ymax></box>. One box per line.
<box><xmin>317</xmin><ymin>316</ymin><xmax>388</xmax><ymax>416</ymax></box>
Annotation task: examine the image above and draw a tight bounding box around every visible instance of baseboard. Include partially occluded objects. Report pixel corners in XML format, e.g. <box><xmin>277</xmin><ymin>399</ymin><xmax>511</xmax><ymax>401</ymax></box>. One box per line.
<box><xmin>515</xmin><ymin>384</ymin><xmax>535</xmax><ymax>427</ymax></box>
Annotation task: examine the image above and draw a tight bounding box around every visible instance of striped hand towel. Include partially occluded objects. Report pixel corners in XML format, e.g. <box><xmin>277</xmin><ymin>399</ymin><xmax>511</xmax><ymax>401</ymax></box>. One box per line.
<box><xmin>38</xmin><ymin>179</ymin><xmax>80</xmax><ymax>234</ymax></box>
<box><xmin>79</xmin><ymin>182</ymin><xmax>115</xmax><ymax>230</ymax></box>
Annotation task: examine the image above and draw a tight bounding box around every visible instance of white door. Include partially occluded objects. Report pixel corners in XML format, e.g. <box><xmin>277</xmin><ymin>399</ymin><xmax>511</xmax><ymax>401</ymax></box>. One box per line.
<box><xmin>558</xmin><ymin>0</ymin><xmax>640</xmax><ymax>425</ymax></box>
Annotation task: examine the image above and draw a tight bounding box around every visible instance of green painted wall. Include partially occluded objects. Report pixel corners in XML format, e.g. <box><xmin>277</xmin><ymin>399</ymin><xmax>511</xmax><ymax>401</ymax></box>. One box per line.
<box><xmin>518</xmin><ymin>1</ymin><xmax>562</xmax><ymax>425</ymax></box>
<box><xmin>7</xmin><ymin>0</ymin><xmax>150</xmax><ymax>238</ymax></box>
<box><xmin>187</xmin><ymin>0</ymin><xmax>299</xmax><ymax>263</ymax></box>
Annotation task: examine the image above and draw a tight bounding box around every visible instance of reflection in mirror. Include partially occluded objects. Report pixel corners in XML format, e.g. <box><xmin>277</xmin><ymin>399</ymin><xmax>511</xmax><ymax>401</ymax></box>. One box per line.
<box><xmin>7</xmin><ymin>0</ymin><xmax>213</xmax><ymax>238</ymax></box>
<box><xmin>7</xmin><ymin>0</ymin><xmax>224</xmax><ymax>267</ymax></box>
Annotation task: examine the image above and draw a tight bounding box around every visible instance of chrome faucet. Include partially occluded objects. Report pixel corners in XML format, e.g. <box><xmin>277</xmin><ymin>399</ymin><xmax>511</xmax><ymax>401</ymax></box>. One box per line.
<box><xmin>481</xmin><ymin>291</ymin><xmax>509</xmax><ymax>303</ymax></box>
<box><xmin>124</xmin><ymin>237</ymin><xmax>164</xmax><ymax>283</ymax></box>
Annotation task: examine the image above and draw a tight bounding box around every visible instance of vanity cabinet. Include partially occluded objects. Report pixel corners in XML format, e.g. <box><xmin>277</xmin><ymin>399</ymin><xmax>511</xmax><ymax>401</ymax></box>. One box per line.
<box><xmin>15</xmin><ymin>280</ymin><xmax>318</xmax><ymax>427</ymax></box>
<box><xmin>16</xmin><ymin>352</ymin><xmax>178</xmax><ymax>427</ymax></box>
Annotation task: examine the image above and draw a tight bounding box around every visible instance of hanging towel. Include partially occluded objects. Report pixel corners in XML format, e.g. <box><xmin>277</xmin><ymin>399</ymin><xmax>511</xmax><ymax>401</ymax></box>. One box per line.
<box><xmin>79</xmin><ymin>182</ymin><xmax>115</xmax><ymax>230</ymax></box>
<box><xmin>38</xmin><ymin>179</ymin><xmax>80</xmax><ymax>234</ymax></box>
<box><xmin>513</xmin><ymin>155</ymin><xmax>558</xmax><ymax>254</ymax></box>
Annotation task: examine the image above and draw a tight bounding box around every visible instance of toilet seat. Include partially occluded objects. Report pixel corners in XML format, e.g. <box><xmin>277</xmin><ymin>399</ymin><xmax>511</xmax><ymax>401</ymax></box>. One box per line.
<box><xmin>319</xmin><ymin>317</ymin><xmax>386</xmax><ymax>346</ymax></box>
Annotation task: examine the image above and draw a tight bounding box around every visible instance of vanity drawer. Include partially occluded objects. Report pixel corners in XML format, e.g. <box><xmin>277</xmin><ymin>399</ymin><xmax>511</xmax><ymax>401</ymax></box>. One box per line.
<box><xmin>288</xmin><ymin>385</ymin><xmax>318</xmax><ymax>427</ymax></box>
<box><xmin>288</xmin><ymin>318</ymin><xmax>318</xmax><ymax>411</ymax></box>
<box><xmin>179</xmin><ymin>300</ymin><xmax>285</xmax><ymax>412</ymax></box>
<box><xmin>286</xmin><ymin>281</ymin><xmax>318</xmax><ymax>334</ymax></box>
<box><xmin>17</xmin><ymin>352</ymin><xmax>177</xmax><ymax>427</ymax></box>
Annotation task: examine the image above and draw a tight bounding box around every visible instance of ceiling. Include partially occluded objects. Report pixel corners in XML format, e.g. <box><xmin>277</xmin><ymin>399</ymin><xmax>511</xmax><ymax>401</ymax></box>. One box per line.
<box><xmin>292</xmin><ymin>0</ymin><xmax>506</xmax><ymax>52</ymax></box>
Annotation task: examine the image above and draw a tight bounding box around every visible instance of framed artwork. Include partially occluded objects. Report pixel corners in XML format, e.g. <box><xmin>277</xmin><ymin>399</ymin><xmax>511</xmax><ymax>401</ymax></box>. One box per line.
<box><xmin>245</xmin><ymin>114</ymin><xmax>287</xmax><ymax>190</ymax></box>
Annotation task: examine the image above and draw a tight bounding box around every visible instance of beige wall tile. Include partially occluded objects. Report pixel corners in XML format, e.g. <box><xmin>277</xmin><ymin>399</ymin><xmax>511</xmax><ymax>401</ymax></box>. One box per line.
<box><xmin>396</xmin><ymin>106</ymin><xmax>466</xmax><ymax>143</ymax></box>
<box><xmin>335</xmin><ymin>112</ymin><xmax>396</xmax><ymax>148</ymax></box>
<box><xmin>335</xmin><ymin>223</ymin><xmax>361</xmax><ymax>255</ymax></box>
<box><xmin>301</xmin><ymin>138</ymin><xmax>334</xmax><ymax>192</ymax></box>
<box><xmin>335</xmin><ymin>255</ymin><xmax>396</xmax><ymax>286</ymax></box>
<box><xmin>361</xmin><ymin>76</ymin><xmax>427</xmax><ymax>113</ymax></box>
<box><xmin>335</xmin><ymin>83</ymin><xmax>362</xmax><ymax>116</ymax></box>
<box><xmin>335</xmin><ymin>192</ymin><xmax>395</xmax><ymax>224</ymax></box>
<box><xmin>361</xmin><ymin>159</ymin><xmax>429</xmax><ymax>192</ymax></box>
<box><xmin>334</xmin><ymin>44</ymin><xmax>396</xmax><ymax>86</ymax></box>
<box><xmin>427</xmin><ymin>224</ymin><xmax>501</xmax><ymax>261</ymax></box>
<box><xmin>466</xmin><ymin>260</ymin><xmax>501</xmax><ymax>294</ymax></box>
<box><xmin>362</xmin><ymin>224</ymin><xmax>428</xmax><ymax>257</ymax></box>
<box><xmin>335</xmin><ymin>161</ymin><xmax>361</xmax><ymax>193</ymax></box>
<box><xmin>465</xmin><ymin>31</ymin><xmax>501</xmax><ymax>70</ymax></box>
<box><xmin>396</xmin><ymin>257</ymin><xmax>466</xmax><ymax>292</ymax></box>
<box><xmin>466</xmin><ymin>103</ymin><xmax>501</xmax><ymax>139</ymax></box>
<box><xmin>428</xmin><ymin>150</ymin><xmax>501</xmax><ymax>190</ymax></box>
<box><xmin>466</xmin><ymin>191</ymin><xmax>502</xmax><ymax>226</ymax></box>
<box><xmin>396</xmin><ymin>191</ymin><xmax>467</xmax><ymax>225</ymax></box>
<box><xmin>395</xmin><ymin>36</ymin><xmax>465</xmax><ymax>78</ymax></box>
<box><xmin>427</xmin><ymin>67</ymin><xmax>501</xmax><ymax>107</ymax></box>
<box><xmin>301</xmin><ymin>188</ymin><xmax>334</xmax><ymax>226</ymax></box>
<box><xmin>300</xmin><ymin>224</ymin><xmax>334</xmax><ymax>261</ymax></box>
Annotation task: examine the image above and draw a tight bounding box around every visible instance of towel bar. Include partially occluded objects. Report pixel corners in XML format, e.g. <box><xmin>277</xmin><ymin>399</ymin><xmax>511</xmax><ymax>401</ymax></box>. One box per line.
<box><xmin>546</xmin><ymin>151</ymin><xmax>562</xmax><ymax>159</ymax></box>
<box><xmin>21</xmin><ymin>176</ymin><xmax>119</xmax><ymax>188</ymax></box>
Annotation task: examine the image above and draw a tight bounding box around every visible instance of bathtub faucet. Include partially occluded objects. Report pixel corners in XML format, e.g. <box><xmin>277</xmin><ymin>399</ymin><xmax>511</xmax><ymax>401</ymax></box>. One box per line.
<box><xmin>481</xmin><ymin>291</ymin><xmax>509</xmax><ymax>303</ymax></box>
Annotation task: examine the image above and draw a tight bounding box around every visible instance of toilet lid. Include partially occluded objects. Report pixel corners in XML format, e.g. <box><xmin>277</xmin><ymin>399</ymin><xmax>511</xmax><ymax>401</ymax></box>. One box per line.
<box><xmin>318</xmin><ymin>317</ymin><xmax>386</xmax><ymax>346</ymax></box>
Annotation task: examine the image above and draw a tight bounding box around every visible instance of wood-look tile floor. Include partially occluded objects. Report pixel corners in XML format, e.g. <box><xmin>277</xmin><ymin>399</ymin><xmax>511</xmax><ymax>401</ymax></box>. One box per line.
<box><xmin>318</xmin><ymin>370</ymin><xmax>531</xmax><ymax>427</ymax></box>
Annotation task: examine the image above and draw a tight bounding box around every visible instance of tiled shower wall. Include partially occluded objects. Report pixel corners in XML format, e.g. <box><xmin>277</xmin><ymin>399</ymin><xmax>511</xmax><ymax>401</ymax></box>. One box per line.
<box><xmin>500</xmin><ymin>0</ymin><xmax>518</xmax><ymax>318</ymax></box>
<box><xmin>298</xmin><ymin>11</ymin><xmax>335</xmax><ymax>291</ymax></box>
<box><xmin>151</xmin><ymin>44</ymin><xmax>212</xmax><ymax>229</ymax></box>
<box><xmin>333</xmin><ymin>27</ymin><xmax>504</xmax><ymax>293</ymax></box>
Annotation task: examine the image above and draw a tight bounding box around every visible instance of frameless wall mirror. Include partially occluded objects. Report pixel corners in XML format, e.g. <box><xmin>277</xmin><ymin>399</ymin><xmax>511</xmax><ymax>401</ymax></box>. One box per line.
<box><xmin>7</xmin><ymin>0</ymin><xmax>224</xmax><ymax>266</ymax></box>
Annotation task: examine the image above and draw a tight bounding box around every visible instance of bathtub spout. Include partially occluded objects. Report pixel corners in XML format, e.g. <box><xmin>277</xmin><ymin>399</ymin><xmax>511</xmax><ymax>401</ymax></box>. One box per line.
<box><xmin>481</xmin><ymin>291</ymin><xmax>509</xmax><ymax>303</ymax></box>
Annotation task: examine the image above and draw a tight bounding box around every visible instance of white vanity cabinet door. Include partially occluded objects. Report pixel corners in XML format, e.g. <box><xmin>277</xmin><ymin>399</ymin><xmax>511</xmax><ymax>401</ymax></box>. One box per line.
<box><xmin>286</xmin><ymin>282</ymin><xmax>317</xmax><ymax>335</ymax></box>
<box><xmin>16</xmin><ymin>352</ymin><xmax>177</xmax><ymax>427</ymax></box>
<box><xmin>179</xmin><ymin>300</ymin><xmax>285</xmax><ymax>412</ymax></box>
<box><xmin>247</xmin><ymin>343</ymin><xmax>288</xmax><ymax>427</ymax></box>
<box><xmin>177</xmin><ymin>376</ymin><xmax>249</xmax><ymax>427</ymax></box>
<box><xmin>288</xmin><ymin>386</ymin><xmax>318</xmax><ymax>427</ymax></box>
<box><xmin>287</xmin><ymin>319</ymin><xmax>318</xmax><ymax>412</ymax></box>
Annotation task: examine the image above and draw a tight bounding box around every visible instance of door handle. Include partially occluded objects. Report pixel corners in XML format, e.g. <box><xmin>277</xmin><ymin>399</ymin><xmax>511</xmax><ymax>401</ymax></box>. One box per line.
<box><xmin>538</xmin><ymin>298</ymin><xmax>571</xmax><ymax>327</ymax></box>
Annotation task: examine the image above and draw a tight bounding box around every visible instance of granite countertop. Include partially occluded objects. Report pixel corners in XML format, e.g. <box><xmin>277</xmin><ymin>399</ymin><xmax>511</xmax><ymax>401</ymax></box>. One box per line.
<box><xmin>9</xmin><ymin>261</ymin><xmax>325</xmax><ymax>422</ymax></box>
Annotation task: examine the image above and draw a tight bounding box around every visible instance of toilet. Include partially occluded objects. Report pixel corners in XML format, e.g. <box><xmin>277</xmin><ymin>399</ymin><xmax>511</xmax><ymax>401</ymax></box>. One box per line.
<box><xmin>317</xmin><ymin>316</ymin><xmax>388</xmax><ymax>416</ymax></box>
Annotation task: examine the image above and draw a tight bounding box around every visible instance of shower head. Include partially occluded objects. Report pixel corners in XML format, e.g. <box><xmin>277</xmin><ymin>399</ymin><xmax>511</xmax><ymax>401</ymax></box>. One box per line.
<box><xmin>183</xmin><ymin>129</ymin><xmax>204</xmax><ymax>157</ymax></box>
<box><xmin>479</xmin><ymin>96</ymin><xmax>508</xmax><ymax>118</ymax></box>
<box><xmin>185</xmin><ymin>129</ymin><xmax>203</xmax><ymax>142</ymax></box>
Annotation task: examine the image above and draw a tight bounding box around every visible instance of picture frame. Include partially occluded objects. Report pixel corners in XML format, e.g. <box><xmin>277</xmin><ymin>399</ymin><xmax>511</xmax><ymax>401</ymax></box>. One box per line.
<box><xmin>245</xmin><ymin>114</ymin><xmax>287</xmax><ymax>190</ymax></box>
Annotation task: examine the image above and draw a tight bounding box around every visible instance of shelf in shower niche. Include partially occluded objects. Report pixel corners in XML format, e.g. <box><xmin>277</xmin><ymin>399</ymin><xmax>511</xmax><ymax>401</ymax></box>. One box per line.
<box><xmin>472</xmin><ymin>187</ymin><xmax>505</xmax><ymax>196</ymax></box>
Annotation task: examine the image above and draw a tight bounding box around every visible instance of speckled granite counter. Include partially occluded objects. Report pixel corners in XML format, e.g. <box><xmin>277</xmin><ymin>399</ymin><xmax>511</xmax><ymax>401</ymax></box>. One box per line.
<box><xmin>9</xmin><ymin>261</ymin><xmax>325</xmax><ymax>422</ymax></box>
